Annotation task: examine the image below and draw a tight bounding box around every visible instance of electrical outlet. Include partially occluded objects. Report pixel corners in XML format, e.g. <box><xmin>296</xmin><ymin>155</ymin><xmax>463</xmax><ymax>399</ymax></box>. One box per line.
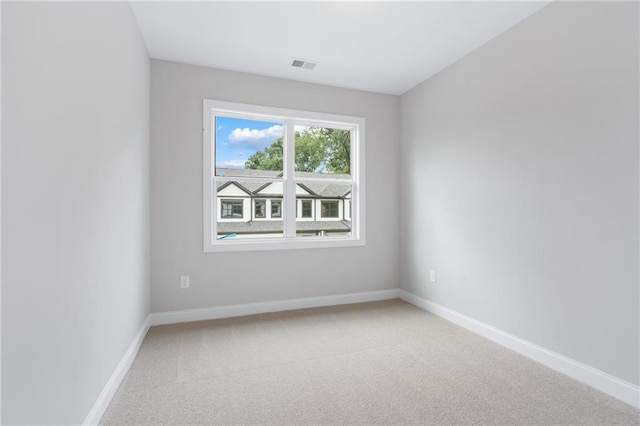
<box><xmin>180</xmin><ymin>275</ymin><xmax>190</xmax><ymax>289</ymax></box>
<box><xmin>429</xmin><ymin>270</ymin><xmax>436</xmax><ymax>283</ymax></box>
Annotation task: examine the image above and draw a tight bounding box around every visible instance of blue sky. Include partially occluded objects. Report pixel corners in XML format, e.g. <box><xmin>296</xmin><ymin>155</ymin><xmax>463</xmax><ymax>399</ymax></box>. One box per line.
<box><xmin>215</xmin><ymin>116</ymin><xmax>283</xmax><ymax>169</ymax></box>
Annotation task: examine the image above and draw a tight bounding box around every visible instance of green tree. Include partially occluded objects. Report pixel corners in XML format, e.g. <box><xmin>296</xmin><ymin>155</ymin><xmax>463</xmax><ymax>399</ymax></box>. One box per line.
<box><xmin>245</xmin><ymin>127</ymin><xmax>351</xmax><ymax>174</ymax></box>
<box><xmin>294</xmin><ymin>130</ymin><xmax>326</xmax><ymax>172</ymax></box>
<box><xmin>244</xmin><ymin>138</ymin><xmax>283</xmax><ymax>170</ymax></box>
<box><xmin>323</xmin><ymin>128</ymin><xmax>350</xmax><ymax>174</ymax></box>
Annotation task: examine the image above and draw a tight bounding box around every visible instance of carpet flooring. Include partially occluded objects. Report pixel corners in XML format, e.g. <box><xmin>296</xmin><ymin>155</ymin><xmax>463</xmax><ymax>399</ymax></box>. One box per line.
<box><xmin>101</xmin><ymin>299</ymin><xmax>640</xmax><ymax>425</ymax></box>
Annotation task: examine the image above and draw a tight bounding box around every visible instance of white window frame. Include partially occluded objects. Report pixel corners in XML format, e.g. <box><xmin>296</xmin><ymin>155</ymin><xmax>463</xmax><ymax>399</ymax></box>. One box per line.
<box><xmin>203</xmin><ymin>99</ymin><xmax>365</xmax><ymax>252</ymax></box>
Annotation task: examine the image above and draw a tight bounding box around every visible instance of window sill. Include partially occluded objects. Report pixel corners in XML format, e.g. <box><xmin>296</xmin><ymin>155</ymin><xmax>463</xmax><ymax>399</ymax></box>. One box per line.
<box><xmin>204</xmin><ymin>236</ymin><xmax>365</xmax><ymax>253</ymax></box>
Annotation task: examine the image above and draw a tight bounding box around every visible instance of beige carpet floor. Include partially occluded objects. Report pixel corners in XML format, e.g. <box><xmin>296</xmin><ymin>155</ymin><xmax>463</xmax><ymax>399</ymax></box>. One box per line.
<box><xmin>101</xmin><ymin>299</ymin><xmax>640</xmax><ymax>425</ymax></box>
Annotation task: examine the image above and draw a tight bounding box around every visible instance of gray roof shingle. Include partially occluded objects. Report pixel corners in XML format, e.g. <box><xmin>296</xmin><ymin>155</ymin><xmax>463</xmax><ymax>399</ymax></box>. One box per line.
<box><xmin>216</xmin><ymin>168</ymin><xmax>351</xmax><ymax>198</ymax></box>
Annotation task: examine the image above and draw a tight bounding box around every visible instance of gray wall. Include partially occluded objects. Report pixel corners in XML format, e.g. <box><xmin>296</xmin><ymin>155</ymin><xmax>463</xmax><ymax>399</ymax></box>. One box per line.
<box><xmin>151</xmin><ymin>60</ymin><xmax>400</xmax><ymax>313</ymax></box>
<box><xmin>400</xmin><ymin>1</ymin><xmax>639</xmax><ymax>385</ymax></box>
<box><xmin>2</xmin><ymin>2</ymin><xmax>150</xmax><ymax>424</ymax></box>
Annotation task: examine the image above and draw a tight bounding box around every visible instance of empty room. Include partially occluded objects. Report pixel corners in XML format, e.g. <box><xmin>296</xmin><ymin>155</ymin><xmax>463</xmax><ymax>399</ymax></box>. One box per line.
<box><xmin>2</xmin><ymin>1</ymin><xmax>639</xmax><ymax>425</ymax></box>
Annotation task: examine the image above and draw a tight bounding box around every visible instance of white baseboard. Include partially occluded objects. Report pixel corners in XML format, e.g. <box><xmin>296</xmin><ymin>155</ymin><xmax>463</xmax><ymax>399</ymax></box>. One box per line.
<box><xmin>150</xmin><ymin>289</ymin><xmax>401</xmax><ymax>326</ymax></box>
<box><xmin>398</xmin><ymin>290</ymin><xmax>640</xmax><ymax>409</ymax></box>
<box><xmin>83</xmin><ymin>315</ymin><xmax>152</xmax><ymax>426</ymax></box>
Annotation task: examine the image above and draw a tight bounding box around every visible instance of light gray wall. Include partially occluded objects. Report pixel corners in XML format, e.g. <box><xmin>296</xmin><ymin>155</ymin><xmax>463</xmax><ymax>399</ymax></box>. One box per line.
<box><xmin>0</xmin><ymin>2</ymin><xmax>3</xmax><ymax>421</ymax></box>
<box><xmin>2</xmin><ymin>2</ymin><xmax>150</xmax><ymax>424</ymax></box>
<box><xmin>151</xmin><ymin>60</ymin><xmax>400</xmax><ymax>313</ymax></box>
<box><xmin>400</xmin><ymin>1</ymin><xmax>639</xmax><ymax>385</ymax></box>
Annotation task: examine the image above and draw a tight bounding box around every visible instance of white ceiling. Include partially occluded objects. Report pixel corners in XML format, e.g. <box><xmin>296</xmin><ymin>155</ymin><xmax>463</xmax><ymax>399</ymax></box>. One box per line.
<box><xmin>130</xmin><ymin>1</ymin><xmax>550</xmax><ymax>96</ymax></box>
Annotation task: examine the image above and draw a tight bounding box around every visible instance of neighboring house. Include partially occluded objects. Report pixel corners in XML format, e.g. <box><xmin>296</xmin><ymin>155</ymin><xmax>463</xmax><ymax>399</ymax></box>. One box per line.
<box><xmin>215</xmin><ymin>168</ymin><xmax>352</xmax><ymax>238</ymax></box>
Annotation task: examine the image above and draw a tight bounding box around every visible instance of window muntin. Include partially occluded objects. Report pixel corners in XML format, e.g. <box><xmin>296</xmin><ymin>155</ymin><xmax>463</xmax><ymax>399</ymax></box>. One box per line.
<box><xmin>204</xmin><ymin>99</ymin><xmax>364</xmax><ymax>252</ymax></box>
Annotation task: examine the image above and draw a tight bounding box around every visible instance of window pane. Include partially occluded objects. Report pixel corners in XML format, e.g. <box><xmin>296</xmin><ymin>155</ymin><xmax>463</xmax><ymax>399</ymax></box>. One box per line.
<box><xmin>295</xmin><ymin>182</ymin><xmax>352</xmax><ymax>238</ymax></box>
<box><xmin>294</xmin><ymin>126</ymin><xmax>351</xmax><ymax>178</ymax></box>
<box><xmin>215</xmin><ymin>116</ymin><xmax>284</xmax><ymax>177</ymax></box>
<box><xmin>216</xmin><ymin>179</ymin><xmax>284</xmax><ymax>240</ymax></box>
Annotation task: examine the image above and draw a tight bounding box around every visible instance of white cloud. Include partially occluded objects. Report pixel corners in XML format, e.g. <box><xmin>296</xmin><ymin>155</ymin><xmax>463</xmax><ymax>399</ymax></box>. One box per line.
<box><xmin>229</xmin><ymin>125</ymin><xmax>283</xmax><ymax>149</ymax></box>
<box><xmin>216</xmin><ymin>159</ymin><xmax>246</xmax><ymax>169</ymax></box>
<box><xmin>295</xmin><ymin>125</ymin><xmax>310</xmax><ymax>134</ymax></box>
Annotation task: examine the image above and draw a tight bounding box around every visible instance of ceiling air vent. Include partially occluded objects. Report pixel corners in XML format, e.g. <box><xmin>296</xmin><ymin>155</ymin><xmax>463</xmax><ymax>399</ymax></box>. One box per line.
<box><xmin>290</xmin><ymin>58</ymin><xmax>317</xmax><ymax>70</ymax></box>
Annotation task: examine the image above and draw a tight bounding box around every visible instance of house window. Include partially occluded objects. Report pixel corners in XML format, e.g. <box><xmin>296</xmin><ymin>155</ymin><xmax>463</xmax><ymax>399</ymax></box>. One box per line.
<box><xmin>221</xmin><ymin>200</ymin><xmax>243</xmax><ymax>218</ymax></box>
<box><xmin>301</xmin><ymin>200</ymin><xmax>313</xmax><ymax>218</ymax></box>
<box><xmin>255</xmin><ymin>199</ymin><xmax>266</xmax><ymax>219</ymax></box>
<box><xmin>204</xmin><ymin>99</ymin><xmax>365</xmax><ymax>252</ymax></box>
<box><xmin>271</xmin><ymin>200</ymin><xmax>282</xmax><ymax>218</ymax></box>
<box><xmin>321</xmin><ymin>201</ymin><xmax>339</xmax><ymax>218</ymax></box>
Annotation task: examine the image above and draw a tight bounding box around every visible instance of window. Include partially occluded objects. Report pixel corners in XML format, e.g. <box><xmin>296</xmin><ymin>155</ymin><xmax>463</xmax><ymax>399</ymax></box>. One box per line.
<box><xmin>203</xmin><ymin>99</ymin><xmax>365</xmax><ymax>252</ymax></box>
<box><xmin>301</xmin><ymin>200</ymin><xmax>313</xmax><ymax>218</ymax></box>
<box><xmin>221</xmin><ymin>200</ymin><xmax>243</xmax><ymax>218</ymax></box>
<box><xmin>255</xmin><ymin>199</ymin><xmax>266</xmax><ymax>219</ymax></box>
<box><xmin>321</xmin><ymin>201</ymin><xmax>339</xmax><ymax>218</ymax></box>
<box><xmin>271</xmin><ymin>200</ymin><xmax>282</xmax><ymax>218</ymax></box>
